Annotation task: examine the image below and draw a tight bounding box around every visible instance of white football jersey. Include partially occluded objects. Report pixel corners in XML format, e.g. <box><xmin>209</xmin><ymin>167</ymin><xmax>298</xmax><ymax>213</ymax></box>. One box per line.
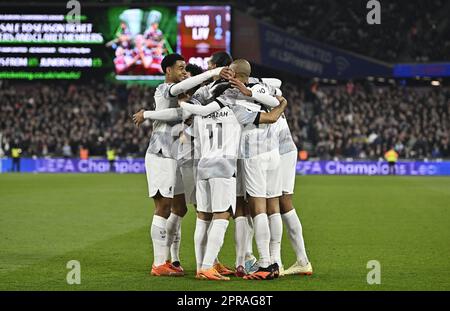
<box><xmin>193</xmin><ymin>96</ymin><xmax>259</xmax><ymax>180</ymax></box>
<box><xmin>176</xmin><ymin>124</ymin><xmax>195</xmax><ymax>167</ymax></box>
<box><xmin>194</xmin><ymin>106</ymin><xmax>241</xmax><ymax>179</ymax></box>
<box><xmin>237</xmin><ymin>83</ymin><xmax>280</xmax><ymax>159</ymax></box>
<box><xmin>276</xmin><ymin>115</ymin><xmax>297</xmax><ymax>155</ymax></box>
<box><xmin>189</xmin><ymin>79</ymin><xmax>280</xmax><ymax>161</ymax></box>
<box><xmin>147</xmin><ymin>83</ymin><xmax>181</xmax><ymax>158</ymax></box>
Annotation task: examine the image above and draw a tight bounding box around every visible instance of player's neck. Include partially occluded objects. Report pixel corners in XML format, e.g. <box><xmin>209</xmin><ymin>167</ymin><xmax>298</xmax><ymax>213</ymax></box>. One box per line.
<box><xmin>165</xmin><ymin>75</ymin><xmax>176</xmax><ymax>84</ymax></box>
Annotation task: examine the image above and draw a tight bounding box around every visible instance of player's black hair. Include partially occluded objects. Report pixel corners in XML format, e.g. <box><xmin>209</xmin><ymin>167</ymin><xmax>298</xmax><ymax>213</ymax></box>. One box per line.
<box><xmin>161</xmin><ymin>53</ymin><xmax>185</xmax><ymax>73</ymax></box>
<box><xmin>210</xmin><ymin>81</ymin><xmax>232</xmax><ymax>99</ymax></box>
<box><xmin>186</xmin><ymin>63</ymin><xmax>204</xmax><ymax>77</ymax></box>
<box><xmin>210</xmin><ymin>51</ymin><xmax>233</xmax><ymax>67</ymax></box>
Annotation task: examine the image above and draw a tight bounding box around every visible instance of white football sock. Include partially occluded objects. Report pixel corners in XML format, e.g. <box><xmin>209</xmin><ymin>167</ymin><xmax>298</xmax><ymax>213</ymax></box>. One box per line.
<box><xmin>245</xmin><ymin>215</ymin><xmax>254</xmax><ymax>258</ymax></box>
<box><xmin>211</xmin><ymin>224</ymin><xmax>219</xmax><ymax>266</ymax></box>
<box><xmin>201</xmin><ymin>219</ymin><xmax>229</xmax><ymax>270</ymax></box>
<box><xmin>253</xmin><ymin>213</ymin><xmax>271</xmax><ymax>268</ymax></box>
<box><xmin>166</xmin><ymin>213</ymin><xmax>182</xmax><ymax>248</ymax></box>
<box><xmin>151</xmin><ymin>215</ymin><xmax>169</xmax><ymax>266</ymax></box>
<box><xmin>268</xmin><ymin>213</ymin><xmax>283</xmax><ymax>267</ymax></box>
<box><xmin>194</xmin><ymin>218</ymin><xmax>210</xmax><ymax>272</ymax></box>
<box><xmin>206</xmin><ymin>220</ymin><xmax>220</xmax><ymax>265</ymax></box>
<box><xmin>234</xmin><ymin>216</ymin><xmax>248</xmax><ymax>267</ymax></box>
<box><xmin>170</xmin><ymin>222</ymin><xmax>181</xmax><ymax>263</ymax></box>
<box><xmin>281</xmin><ymin>209</ymin><xmax>309</xmax><ymax>266</ymax></box>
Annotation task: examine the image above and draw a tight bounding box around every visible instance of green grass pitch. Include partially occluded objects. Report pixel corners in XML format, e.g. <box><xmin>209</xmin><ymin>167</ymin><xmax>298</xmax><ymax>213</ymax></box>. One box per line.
<box><xmin>0</xmin><ymin>174</ymin><xmax>449</xmax><ymax>291</ymax></box>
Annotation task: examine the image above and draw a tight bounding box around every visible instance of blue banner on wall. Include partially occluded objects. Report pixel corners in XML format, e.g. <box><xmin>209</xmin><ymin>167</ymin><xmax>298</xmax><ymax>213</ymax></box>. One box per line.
<box><xmin>0</xmin><ymin>158</ymin><xmax>145</xmax><ymax>174</ymax></box>
<box><xmin>1</xmin><ymin>158</ymin><xmax>450</xmax><ymax>176</ymax></box>
<box><xmin>258</xmin><ymin>23</ymin><xmax>392</xmax><ymax>79</ymax></box>
<box><xmin>393</xmin><ymin>63</ymin><xmax>450</xmax><ymax>77</ymax></box>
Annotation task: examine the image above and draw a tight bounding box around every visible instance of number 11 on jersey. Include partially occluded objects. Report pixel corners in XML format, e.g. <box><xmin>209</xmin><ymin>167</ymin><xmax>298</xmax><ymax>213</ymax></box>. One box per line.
<box><xmin>206</xmin><ymin>122</ymin><xmax>223</xmax><ymax>149</ymax></box>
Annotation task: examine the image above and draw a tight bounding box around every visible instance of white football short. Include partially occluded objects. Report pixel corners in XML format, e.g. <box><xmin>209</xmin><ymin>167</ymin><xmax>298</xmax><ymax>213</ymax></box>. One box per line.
<box><xmin>280</xmin><ymin>150</ymin><xmax>298</xmax><ymax>194</ymax></box>
<box><xmin>243</xmin><ymin>149</ymin><xmax>282</xmax><ymax>198</ymax></box>
<box><xmin>196</xmin><ymin>177</ymin><xmax>236</xmax><ymax>214</ymax></box>
<box><xmin>180</xmin><ymin>163</ymin><xmax>196</xmax><ymax>205</ymax></box>
<box><xmin>145</xmin><ymin>152</ymin><xmax>183</xmax><ymax>198</ymax></box>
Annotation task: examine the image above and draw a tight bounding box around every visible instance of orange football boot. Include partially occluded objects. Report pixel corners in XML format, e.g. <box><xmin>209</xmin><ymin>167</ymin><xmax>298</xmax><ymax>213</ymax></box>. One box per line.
<box><xmin>213</xmin><ymin>262</ymin><xmax>234</xmax><ymax>276</ymax></box>
<box><xmin>243</xmin><ymin>266</ymin><xmax>275</xmax><ymax>280</ymax></box>
<box><xmin>171</xmin><ymin>261</ymin><xmax>185</xmax><ymax>274</ymax></box>
<box><xmin>197</xmin><ymin>267</ymin><xmax>230</xmax><ymax>281</ymax></box>
<box><xmin>151</xmin><ymin>261</ymin><xmax>184</xmax><ymax>277</ymax></box>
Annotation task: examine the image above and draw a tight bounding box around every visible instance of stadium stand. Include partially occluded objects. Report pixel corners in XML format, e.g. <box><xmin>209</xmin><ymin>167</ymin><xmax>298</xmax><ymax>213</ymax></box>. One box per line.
<box><xmin>63</xmin><ymin>0</ymin><xmax>450</xmax><ymax>62</ymax></box>
<box><xmin>240</xmin><ymin>0</ymin><xmax>450</xmax><ymax>62</ymax></box>
<box><xmin>282</xmin><ymin>81</ymin><xmax>450</xmax><ymax>159</ymax></box>
<box><xmin>60</xmin><ymin>0</ymin><xmax>450</xmax><ymax>62</ymax></box>
<box><xmin>0</xmin><ymin>1</ymin><xmax>449</xmax><ymax>160</ymax></box>
<box><xmin>0</xmin><ymin>81</ymin><xmax>152</xmax><ymax>158</ymax></box>
<box><xmin>1</xmin><ymin>81</ymin><xmax>448</xmax><ymax>160</ymax></box>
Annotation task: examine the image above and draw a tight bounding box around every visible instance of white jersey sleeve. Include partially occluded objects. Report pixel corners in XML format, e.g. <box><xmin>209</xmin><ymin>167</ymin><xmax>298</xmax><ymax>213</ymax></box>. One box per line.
<box><xmin>248</xmin><ymin>77</ymin><xmax>282</xmax><ymax>89</ymax></box>
<box><xmin>169</xmin><ymin>67</ymin><xmax>222</xmax><ymax>96</ymax></box>
<box><xmin>249</xmin><ymin>84</ymin><xmax>279</xmax><ymax>108</ymax></box>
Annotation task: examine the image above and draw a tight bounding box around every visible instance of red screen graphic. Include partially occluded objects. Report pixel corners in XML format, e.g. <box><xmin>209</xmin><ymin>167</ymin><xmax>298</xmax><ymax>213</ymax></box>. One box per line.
<box><xmin>177</xmin><ymin>6</ymin><xmax>231</xmax><ymax>69</ymax></box>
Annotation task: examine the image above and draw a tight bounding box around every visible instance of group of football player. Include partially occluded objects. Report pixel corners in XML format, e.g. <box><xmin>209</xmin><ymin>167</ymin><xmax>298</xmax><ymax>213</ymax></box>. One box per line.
<box><xmin>133</xmin><ymin>51</ymin><xmax>312</xmax><ymax>281</ymax></box>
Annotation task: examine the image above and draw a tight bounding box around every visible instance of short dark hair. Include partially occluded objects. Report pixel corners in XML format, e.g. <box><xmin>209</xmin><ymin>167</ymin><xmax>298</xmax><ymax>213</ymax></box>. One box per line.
<box><xmin>210</xmin><ymin>51</ymin><xmax>233</xmax><ymax>67</ymax></box>
<box><xmin>161</xmin><ymin>53</ymin><xmax>185</xmax><ymax>73</ymax></box>
<box><xmin>186</xmin><ymin>63</ymin><xmax>204</xmax><ymax>77</ymax></box>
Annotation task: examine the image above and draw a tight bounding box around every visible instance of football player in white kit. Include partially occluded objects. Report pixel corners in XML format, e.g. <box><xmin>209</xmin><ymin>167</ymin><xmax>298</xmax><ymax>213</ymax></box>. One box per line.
<box><xmin>182</xmin><ymin>67</ymin><xmax>285</xmax><ymax>277</ymax></box>
<box><xmin>235</xmin><ymin>76</ymin><xmax>284</xmax><ymax>277</ymax></box>
<box><xmin>180</xmin><ymin>59</ymin><xmax>288</xmax><ymax>280</ymax></box>
<box><xmin>187</xmin><ymin>95</ymin><xmax>254</xmax><ymax>280</ymax></box>
<box><xmin>223</xmin><ymin>60</ymin><xmax>286</xmax><ymax>281</ymax></box>
<box><xmin>233</xmin><ymin>78</ymin><xmax>312</xmax><ymax>278</ymax></box>
<box><xmin>133</xmin><ymin>53</ymin><xmax>233</xmax><ymax>276</ymax></box>
<box><xmin>276</xmin><ymin>114</ymin><xmax>313</xmax><ymax>276</ymax></box>
<box><xmin>134</xmin><ymin>53</ymin><xmax>239</xmax><ymax>277</ymax></box>
<box><xmin>188</xmin><ymin>52</ymin><xmax>237</xmax><ymax>276</ymax></box>
<box><xmin>189</xmin><ymin>53</ymin><xmax>285</xmax><ymax>278</ymax></box>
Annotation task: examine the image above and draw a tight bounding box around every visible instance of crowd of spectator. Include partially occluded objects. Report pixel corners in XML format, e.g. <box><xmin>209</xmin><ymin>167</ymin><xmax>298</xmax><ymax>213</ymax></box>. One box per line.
<box><xmin>56</xmin><ymin>0</ymin><xmax>449</xmax><ymax>63</ymax></box>
<box><xmin>1</xmin><ymin>81</ymin><xmax>449</xmax><ymax>160</ymax></box>
<box><xmin>283</xmin><ymin>81</ymin><xmax>450</xmax><ymax>159</ymax></box>
<box><xmin>241</xmin><ymin>0</ymin><xmax>450</xmax><ymax>62</ymax></box>
<box><xmin>0</xmin><ymin>81</ymin><xmax>151</xmax><ymax>159</ymax></box>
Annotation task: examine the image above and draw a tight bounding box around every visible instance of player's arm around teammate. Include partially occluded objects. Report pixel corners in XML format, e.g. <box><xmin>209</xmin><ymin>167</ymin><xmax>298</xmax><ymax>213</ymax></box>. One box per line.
<box><xmin>134</xmin><ymin>54</ymin><xmax>232</xmax><ymax>277</ymax></box>
<box><xmin>227</xmin><ymin>59</ymin><xmax>289</xmax><ymax>280</ymax></box>
<box><xmin>132</xmin><ymin>67</ymin><xmax>234</xmax><ymax>126</ymax></box>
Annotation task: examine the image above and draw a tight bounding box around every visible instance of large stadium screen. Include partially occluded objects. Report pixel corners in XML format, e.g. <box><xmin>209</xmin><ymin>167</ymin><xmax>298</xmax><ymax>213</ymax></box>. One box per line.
<box><xmin>177</xmin><ymin>6</ymin><xmax>231</xmax><ymax>69</ymax></box>
<box><xmin>0</xmin><ymin>6</ymin><xmax>108</xmax><ymax>80</ymax></box>
<box><xmin>108</xmin><ymin>6</ymin><xmax>177</xmax><ymax>81</ymax></box>
<box><xmin>0</xmin><ymin>5</ymin><xmax>231</xmax><ymax>81</ymax></box>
